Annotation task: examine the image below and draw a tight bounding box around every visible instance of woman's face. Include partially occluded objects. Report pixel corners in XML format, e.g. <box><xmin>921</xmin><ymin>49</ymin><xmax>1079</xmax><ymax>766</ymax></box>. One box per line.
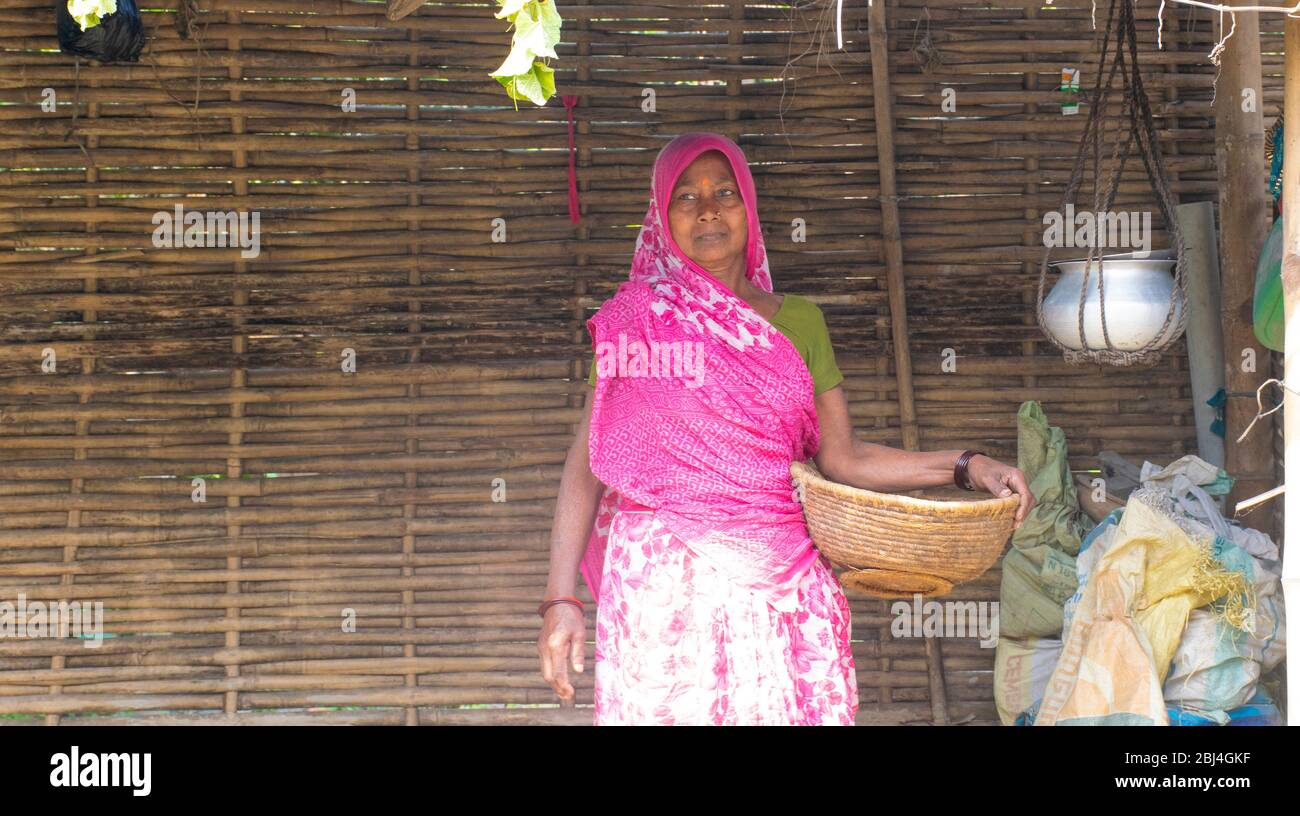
<box><xmin>666</xmin><ymin>150</ymin><xmax>748</xmax><ymax>272</ymax></box>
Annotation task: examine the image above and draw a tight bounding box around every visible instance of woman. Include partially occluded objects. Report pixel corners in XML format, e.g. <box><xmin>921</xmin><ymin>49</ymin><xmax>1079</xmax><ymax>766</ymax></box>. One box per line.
<box><xmin>538</xmin><ymin>132</ymin><xmax>1034</xmax><ymax>725</ymax></box>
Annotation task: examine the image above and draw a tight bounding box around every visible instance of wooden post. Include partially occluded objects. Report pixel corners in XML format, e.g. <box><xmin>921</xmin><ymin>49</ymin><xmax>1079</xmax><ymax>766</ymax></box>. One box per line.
<box><xmin>867</xmin><ymin>0</ymin><xmax>919</xmax><ymax>455</ymax></box>
<box><xmin>1215</xmin><ymin>1</ymin><xmax>1275</xmax><ymax>540</ymax></box>
<box><xmin>1280</xmin><ymin>12</ymin><xmax>1300</xmax><ymax>728</ymax></box>
<box><xmin>868</xmin><ymin>0</ymin><xmax>940</xmax><ymax>725</ymax></box>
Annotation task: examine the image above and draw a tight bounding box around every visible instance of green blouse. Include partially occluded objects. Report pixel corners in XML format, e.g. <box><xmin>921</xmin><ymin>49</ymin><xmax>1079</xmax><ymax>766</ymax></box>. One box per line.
<box><xmin>587</xmin><ymin>293</ymin><xmax>844</xmax><ymax>395</ymax></box>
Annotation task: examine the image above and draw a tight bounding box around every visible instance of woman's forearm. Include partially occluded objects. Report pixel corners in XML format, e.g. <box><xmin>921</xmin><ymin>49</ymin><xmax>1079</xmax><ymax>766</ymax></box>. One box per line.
<box><xmin>544</xmin><ymin>407</ymin><xmax>605</xmax><ymax>598</ymax></box>
<box><xmin>832</xmin><ymin>438</ymin><xmax>968</xmax><ymax>493</ymax></box>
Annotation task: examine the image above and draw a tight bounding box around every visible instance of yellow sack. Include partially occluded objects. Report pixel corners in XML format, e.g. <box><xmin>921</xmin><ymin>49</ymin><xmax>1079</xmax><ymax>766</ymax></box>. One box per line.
<box><xmin>1134</xmin><ymin>521</ymin><xmax>1219</xmax><ymax>681</ymax></box>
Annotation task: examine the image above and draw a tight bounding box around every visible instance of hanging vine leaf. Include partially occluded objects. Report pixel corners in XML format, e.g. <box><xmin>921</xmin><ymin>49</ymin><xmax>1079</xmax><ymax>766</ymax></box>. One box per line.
<box><xmin>495</xmin><ymin>60</ymin><xmax>556</xmax><ymax>107</ymax></box>
<box><xmin>491</xmin><ymin>0</ymin><xmax>562</xmax><ymax>108</ymax></box>
<box><xmin>67</xmin><ymin>0</ymin><xmax>117</xmax><ymax>31</ymax></box>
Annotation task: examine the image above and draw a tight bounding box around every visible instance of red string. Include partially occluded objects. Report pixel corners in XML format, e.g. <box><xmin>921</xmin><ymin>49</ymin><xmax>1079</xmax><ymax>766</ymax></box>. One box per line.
<box><xmin>563</xmin><ymin>94</ymin><xmax>580</xmax><ymax>223</ymax></box>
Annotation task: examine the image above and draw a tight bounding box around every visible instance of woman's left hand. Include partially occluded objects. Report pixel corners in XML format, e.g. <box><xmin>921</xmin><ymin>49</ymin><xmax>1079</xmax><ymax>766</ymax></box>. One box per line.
<box><xmin>967</xmin><ymin>455</ymin><xmax>1035</xmax><ymax>527</ymax></box>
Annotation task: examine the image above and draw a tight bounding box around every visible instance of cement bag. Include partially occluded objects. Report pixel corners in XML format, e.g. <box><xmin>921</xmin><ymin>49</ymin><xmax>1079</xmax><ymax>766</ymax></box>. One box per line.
<box><xmin>1163</xmin><ymin>532</ymin><xmax>1286</xmax><ymax>721</ymax></box>
<box><xmin>1062</xmin><ymin>508</ymin><xmax>1122</xmax><ymax>635</ymax></box>
<box><xmin>1035</xmin><ymin>492</ymin><xmax>1240</xmax><ymax>726</ymax></box>
<box><xmin>1211</xmin><ymin>530</ymin><xmax>1285</xmax><ymax>671</ymax></box>
<box><xmin>999</xmin><ymin>546</ymin><xmax>1077</xmax><ymax>638</ymax></box>
<box><xmin>998</xmin><ymin>401</ymin><xmax>1091</xmax><ymax>638</ymax></box>
<box><xmin>1132</xmin><ymin>525</ymin><xmax>1214</xmax><ymax>682</ymax></box>
<box><xmin>994</xmin><ymin>635</ymin><xmax>1063</xmax><ymax>725</ymax></box>
<box><xmin>1163</xmin><ymin>609</ymin><xmax>1259</xmax><ymax>724</ymax></box>
<box><xmin>1156</xmin><ymin>470</ymin><xmax>1285</xmax><ymax>672</ymax></box>
<box><xmin>1035</xmin><ymin>495</ymin><xmax>1167</xmax><ymax>725</ymax></box>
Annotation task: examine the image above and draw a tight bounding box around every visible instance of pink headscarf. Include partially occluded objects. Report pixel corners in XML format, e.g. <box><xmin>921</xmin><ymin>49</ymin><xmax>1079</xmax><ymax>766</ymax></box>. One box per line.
<box><xmin>578</xmin><ymin>132</ymin><xmax>822</xmax><ymax>614</ymax></box>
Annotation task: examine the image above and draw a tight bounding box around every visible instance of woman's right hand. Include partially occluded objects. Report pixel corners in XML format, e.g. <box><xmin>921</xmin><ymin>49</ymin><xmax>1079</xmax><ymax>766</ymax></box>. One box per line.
<box><xmin>538</xmin><ymin>604</ymin><xmax>586</xmax><ymax>701</ymax></box>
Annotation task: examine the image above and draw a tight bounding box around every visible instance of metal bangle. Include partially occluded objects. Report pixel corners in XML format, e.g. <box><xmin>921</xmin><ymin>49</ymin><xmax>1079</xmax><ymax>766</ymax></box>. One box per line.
<box><xmin>954</xmin><ymin>449</ymin><xmax>984</xmax><ymax>491</ymax></box>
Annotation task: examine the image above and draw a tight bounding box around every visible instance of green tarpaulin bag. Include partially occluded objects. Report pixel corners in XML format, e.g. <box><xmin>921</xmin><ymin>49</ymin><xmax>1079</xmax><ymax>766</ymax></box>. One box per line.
<box><xmin>997</xmin><ymin>401</ymin><xmax>1094</xmax><ymax>639</ymax></box>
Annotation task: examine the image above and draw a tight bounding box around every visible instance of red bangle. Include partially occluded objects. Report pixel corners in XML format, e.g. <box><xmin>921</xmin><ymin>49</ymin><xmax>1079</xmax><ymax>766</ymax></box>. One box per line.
<box><xmin>538</xmin><ymin>596</ymin><xmax>585</xmax><ymax>618</ymax></box>
<box><xmin>954</xmin><ymin>449</ymin><xmax>984</xmax><ymax>491</ymax></box>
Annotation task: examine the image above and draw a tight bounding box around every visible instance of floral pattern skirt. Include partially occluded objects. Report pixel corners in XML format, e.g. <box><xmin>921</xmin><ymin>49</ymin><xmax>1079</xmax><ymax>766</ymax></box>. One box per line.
<box><xmin>592</xmin><ymin>507</ymin><xmax>859</xmax><ymax>725</ymax></box>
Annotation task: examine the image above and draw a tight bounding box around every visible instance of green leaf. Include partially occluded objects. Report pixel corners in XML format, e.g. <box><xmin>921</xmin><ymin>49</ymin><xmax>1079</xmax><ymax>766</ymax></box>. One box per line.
<box><xmin>495</xmin><ymin>60</ymin><xmax>555</xmax><ymax>107</ymax></box>
<box><xmin>489</xmin><ymin>37</ymin><xmax>538</xmax><ymax>78</ymax></box>
<box><xmin>533</xmin><ymin>60</ymin><xmax>556</xmax><ymax>100</ymax></box>
<box><xmin>495</xmin><ymin>0</ymin><xmax>529</xmax><ymax>21</ymax></box>
<box><xmin>537</xmin><ymin>0</ymin><xmax>563</xmax><ymax>47</ymax></box>
<box><xmin>512</xmin><ymin>5</ymin><xmax>559</xmax><ymax>60</ymax></box>
<box><xmin>490</xmin><ymin>1</ymin><xmax>562</xmax><ymax>106</ymax></box>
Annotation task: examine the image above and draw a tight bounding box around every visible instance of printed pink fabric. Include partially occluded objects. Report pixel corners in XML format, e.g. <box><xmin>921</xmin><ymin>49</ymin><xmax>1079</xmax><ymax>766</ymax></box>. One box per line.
<box><xmin>593</xmin><ymin>505</ymin><xmax>858</xmax><ymax>725</ymax></box>
<box><xmin>580</xmin><ymin>132</ymin><xmax>822</xmax><ymax>615</ymax></box>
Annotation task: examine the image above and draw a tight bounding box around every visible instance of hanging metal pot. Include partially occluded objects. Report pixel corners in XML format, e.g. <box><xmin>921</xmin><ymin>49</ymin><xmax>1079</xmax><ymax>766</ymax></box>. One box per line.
<box><xmin>1041</xmin><ymin>250</ymin><xmax>1185</xmax><ymax>352</ymax></box>
<box><xmin>1033</xmin><ymin>0</ymin><xmax>1189</xmax><ymax>367</ymax></box>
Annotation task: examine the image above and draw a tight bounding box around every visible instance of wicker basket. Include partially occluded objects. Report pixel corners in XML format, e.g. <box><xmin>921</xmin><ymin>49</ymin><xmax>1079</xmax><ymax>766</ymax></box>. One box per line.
<box><xmin>790</xmin><ymin>460</ymin><xmax>1019</xmax><ymax>599</ymax></box>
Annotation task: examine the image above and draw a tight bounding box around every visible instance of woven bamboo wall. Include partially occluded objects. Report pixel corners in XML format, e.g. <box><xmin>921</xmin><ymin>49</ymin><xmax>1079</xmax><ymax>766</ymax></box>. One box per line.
<box><xmin>0</xmin><ymin>0</ymin><xmax>1280</xmax><ymax>725</ymax></box>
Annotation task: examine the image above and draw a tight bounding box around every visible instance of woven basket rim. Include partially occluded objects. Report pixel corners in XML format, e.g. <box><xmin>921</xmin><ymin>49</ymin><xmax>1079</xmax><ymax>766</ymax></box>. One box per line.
<box><xmin>790</xmin><ymin>459</ymin><xmax>1020</xmax><ymax>513</ymax></box>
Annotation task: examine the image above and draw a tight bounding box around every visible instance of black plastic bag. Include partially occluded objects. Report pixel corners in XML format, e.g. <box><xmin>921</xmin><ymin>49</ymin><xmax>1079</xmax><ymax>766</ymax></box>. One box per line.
<box><xmin>56</xmin><ymin>1</ymin><xmax>146</xmax><ymax>63</ymax></box>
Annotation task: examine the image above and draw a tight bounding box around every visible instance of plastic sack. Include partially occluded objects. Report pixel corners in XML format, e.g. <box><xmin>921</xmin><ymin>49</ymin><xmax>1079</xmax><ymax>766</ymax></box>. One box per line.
<box><xmin>994</xmin><ymin>635</ymin><xmax>1063</xmax><ymax>726</ymax></box>
<box><xmin>1162</xmin><ymin>609</ymin><xmax>1259</xmax><ymax>723</ymax></box>
<box><xmin>1062</xmin><ymin>507</ymin><xmax>1123</xmax><ymax>635</ymax></box>
<box><xmin>1168</xmin><ymin>688</ymin><xmax>1284</xmax><ymax>726</ymax></box>
<box><xmin>57</xmin><ymin>0</ymin><xmax>146</xmax><ymax>64</ymax></box>
<box><xmin>1138</xmin><ymin>454</ymin><xmax>1233</xmax><ymax>497</ymax></box>
<box><xmin>1035</xmin><ymin>491</ymin><xmax>1236</xmax><ymax>726</ymax></box>
<box><xmin>1205</xmin><ymin>528</ymin><xmax>1285</xmax><ymax>672</ymax></box>
<box><xmin>997</xmin><ymin>401</ymin><xmax>1091</xmax><ymax>639</ymax></box>
<box><xmin>1162</xmin><ymin>532</ymin><xmax>1286</xmax><ymax>721</ymax></box>
<box><xmin>999</xmin><ymin>545</ymin><xmax>1077</xmax><ymax>638</ymax></box>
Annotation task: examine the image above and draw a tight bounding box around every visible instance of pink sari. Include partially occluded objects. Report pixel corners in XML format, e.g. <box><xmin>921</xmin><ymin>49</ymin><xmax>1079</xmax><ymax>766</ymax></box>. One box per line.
<box><xmin>581</xmin><ymin>132</ymin><xmax>822</xmax><ymax>615</ymax></box>
<box><xmin>578</xmin><ymin>132</ymin><xmax>858</xmax><ymax>725</ymax></box>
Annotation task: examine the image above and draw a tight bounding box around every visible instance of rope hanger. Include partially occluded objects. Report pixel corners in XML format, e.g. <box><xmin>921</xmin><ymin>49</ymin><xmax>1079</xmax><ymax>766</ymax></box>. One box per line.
<box><xmin>1035</xmin><ymin>0</ymin><xmax>1190</xmax><ymax>367</ymax></box>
